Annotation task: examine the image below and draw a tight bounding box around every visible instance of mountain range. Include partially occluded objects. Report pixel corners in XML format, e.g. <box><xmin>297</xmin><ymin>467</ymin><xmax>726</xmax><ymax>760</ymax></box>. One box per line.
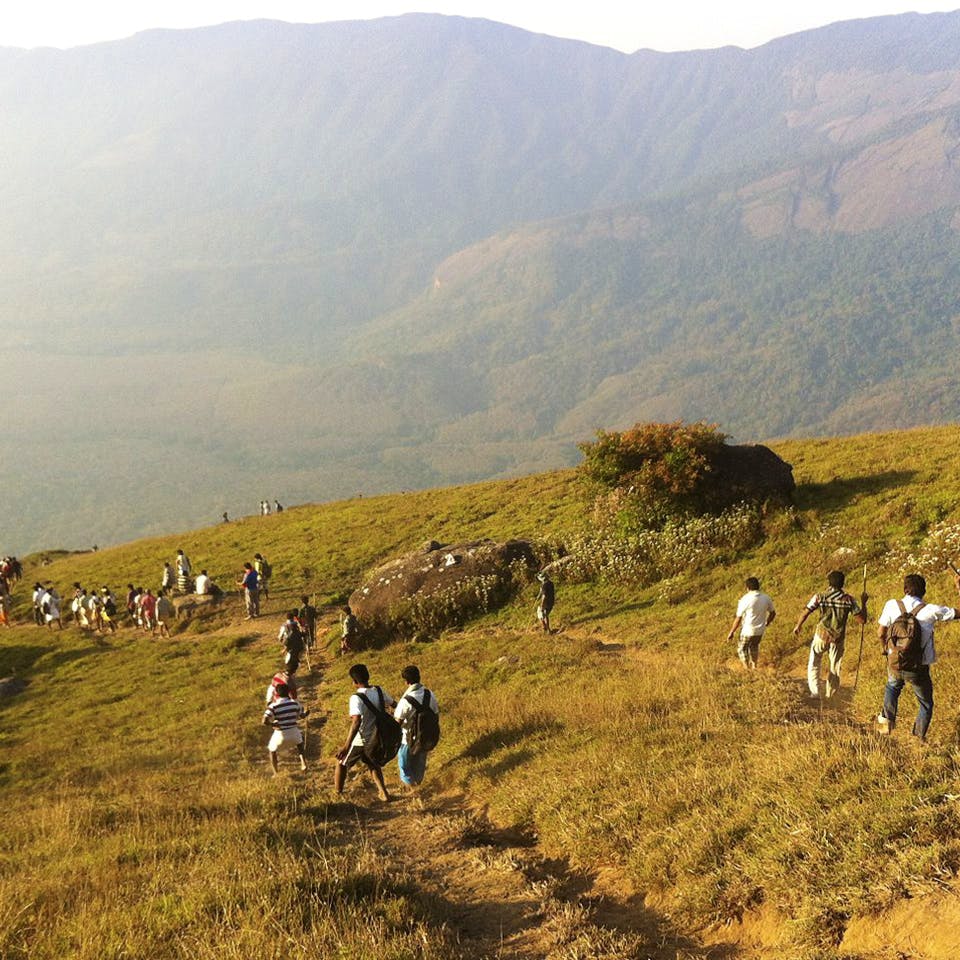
<box><xmin>5</xmin><ymin>10</ymin><xmax>960</xmax><ymax>553</ymax></box>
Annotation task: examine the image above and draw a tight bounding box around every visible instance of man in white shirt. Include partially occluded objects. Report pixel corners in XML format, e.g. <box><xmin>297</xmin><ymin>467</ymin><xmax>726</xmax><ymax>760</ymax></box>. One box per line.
<box><xmin>334</xmin><ymin>663</ymin><xmax>395</xmax><ymax>801</ymax></box>
<box><xmin>195</xmin><ymin>570</ymin><xmax>211</xmax><ymax>595</ymax></box>
<box><xmin>727</xmin><ymin>577</ymin><xmax>776</xmax><ymax>669</ymax></box>
<box><xmin>877</xmin><ymin>572</ymin><xmax>960</xmax><ymax>740</ymax></box>
<box><xmin>393</xmin><ymin>664</ymin><xmax>440</xmax><ymax>788</ymax></box>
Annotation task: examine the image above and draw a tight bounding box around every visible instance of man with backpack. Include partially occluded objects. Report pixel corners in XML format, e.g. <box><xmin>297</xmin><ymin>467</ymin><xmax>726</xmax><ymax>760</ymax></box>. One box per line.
<box><xmin>334</xmin><ymin>663</ymin><xmax>397</xmax><ymax>802</ymax></box>
<box><xmin>253</xmin><ymin>553</ymin><xmax>271</xmax><ymax>599</ymax></box>
<box><xmin>393</xmin><ymin>664</ymin><xmax>440</xmax><ymax>789</ymax></box>
<box><xmin>794</xmin><ymin>570</ymin><xmax>867</xmax><ymax>700</ymax></box>
<box><xmin>278</xmin><ymin>610</ymin><xmax>305</xmax><ymax>673</ymax></box>
<box><xmin>876</xmin><ymin>572</ymin><xmax>960</xmax><ymax>740</ymax></box>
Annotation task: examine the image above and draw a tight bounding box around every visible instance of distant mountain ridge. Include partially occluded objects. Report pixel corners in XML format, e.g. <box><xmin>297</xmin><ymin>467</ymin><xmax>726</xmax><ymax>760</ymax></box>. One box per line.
<box><xmin>4</xmin><ymin>11</ymin><xmax>960</xmax><ymax>553</ymax></box>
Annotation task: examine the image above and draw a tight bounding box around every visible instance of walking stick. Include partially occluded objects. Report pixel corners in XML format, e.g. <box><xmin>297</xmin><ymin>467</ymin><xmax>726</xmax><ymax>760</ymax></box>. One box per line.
<box><xmin>852</xmin><ymin>564</ymin><xmax>867</xmax><ymax>693</ymax></box>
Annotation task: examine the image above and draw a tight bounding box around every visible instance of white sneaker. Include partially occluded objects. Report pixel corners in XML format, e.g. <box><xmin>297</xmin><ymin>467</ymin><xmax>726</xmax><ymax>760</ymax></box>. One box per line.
<box><xmin>877</xmin><ymin>714</ymin><xmax>890</xmax><ymax>735</ymax></box>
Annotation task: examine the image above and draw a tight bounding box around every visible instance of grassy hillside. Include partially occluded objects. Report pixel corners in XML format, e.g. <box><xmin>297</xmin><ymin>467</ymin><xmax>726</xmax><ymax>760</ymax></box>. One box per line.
<box><xmin>5</xmin><ymin>426</ymin><xmax>960</xmax><ymax>958</ymax></box>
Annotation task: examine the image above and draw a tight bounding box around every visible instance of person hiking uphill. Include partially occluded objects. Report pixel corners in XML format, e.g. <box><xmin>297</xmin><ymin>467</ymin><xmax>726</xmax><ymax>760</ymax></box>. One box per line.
<box><xmin>728</xmin><ymin>577</ymin><xmax>776</xmax><ymax>670</ymax></box>
<box><xmin>876</xmin><ymin>572</ymin><xmax>960</xmax><ymax>741</ymax></box>
<box><xmin>794</xmin><ymin>570</ymin><xmax>867</xmax><ymax>700</ymax></box>
<box><xmin>278</xmin><ymin>610</ymin><xmax>305</xmax><ymax>674</ymax></box>
<box><xmin>334</xmin><ymin>663</ymin><xmax>395</xmax><ymax>802</ymax></box>
<box><xmin>261</xmin><ymin>682</ymin><xmax>308</xmax><ymax>775</ymax></box>
<box><xmin>238</xmin><ymin>562</ymin><xmax>259</xmax><ymax>619</ymax></box>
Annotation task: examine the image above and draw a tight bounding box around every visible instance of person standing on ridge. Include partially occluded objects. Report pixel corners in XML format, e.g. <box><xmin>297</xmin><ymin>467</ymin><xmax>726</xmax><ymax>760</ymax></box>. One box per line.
<box><xmin>727</xmin><ymin>577</ymin><xmax>776</xmax><ymax>670</ymax></box>
<box><xmin>536</xmin><ymin>572</ymin><xmax>555</xmax><ymax>633</ymax></box>
<box><xmin>794</xmin><ymin>570</ymin><xmax>867</xmax><ymax>700</ymax></box>
<box><xmin>238</xmin><ymin>562</ymin><xmax>260</xmax><ymax>619</ymax></box>
<box><xmin>876</xmin><ymin>572</ymin><xmax>960</xmax><ymax>740</ymax></box>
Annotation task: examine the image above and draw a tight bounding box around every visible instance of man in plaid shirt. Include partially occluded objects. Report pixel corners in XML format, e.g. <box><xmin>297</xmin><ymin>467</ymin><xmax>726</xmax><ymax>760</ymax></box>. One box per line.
<box><xmin>794</xmin><ymin>570</ymin><xmax>868</xmax><ymax>699</ymax></box>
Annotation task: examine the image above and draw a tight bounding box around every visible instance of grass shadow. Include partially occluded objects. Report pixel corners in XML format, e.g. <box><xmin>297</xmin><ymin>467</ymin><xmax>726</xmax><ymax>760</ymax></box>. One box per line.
<box><xmin>794</xmin><ymin>470</ymin><xmax>916</xmax><ymax>511</ymax></box>
<box><xmin>454</xmin><ymin>719</ymin><xmax>564</xmax><ymax>762</ymax></box>
<box><xmin>570</xmin><ymin>598</ymin><xmax>655</xmax><ymax>625</ymax></box>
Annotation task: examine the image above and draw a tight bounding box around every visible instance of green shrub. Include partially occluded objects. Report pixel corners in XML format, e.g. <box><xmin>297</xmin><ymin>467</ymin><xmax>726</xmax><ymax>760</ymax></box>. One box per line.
<box><xmin>578</xmin><ymin>420</ymin><xmax>727</xmax><ymax>528</ymax></box>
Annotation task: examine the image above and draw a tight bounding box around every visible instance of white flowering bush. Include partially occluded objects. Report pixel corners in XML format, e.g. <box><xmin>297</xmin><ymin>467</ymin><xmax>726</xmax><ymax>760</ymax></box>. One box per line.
<box><xmin>561</xmin><ymin>502</ymin><xmax>763</xmax><ymax>586</ymax></box>
<box><xmin>889</xmin><ymin>520</ymin><xmax>960</xmax><ymax>575</ymax></box>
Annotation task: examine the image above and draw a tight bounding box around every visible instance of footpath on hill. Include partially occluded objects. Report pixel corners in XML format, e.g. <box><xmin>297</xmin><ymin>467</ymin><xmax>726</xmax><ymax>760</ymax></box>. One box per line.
<box><xmin>270</xmin><ymin>615</ymin><xmax>722</xmax><ymax>960</ymax></box>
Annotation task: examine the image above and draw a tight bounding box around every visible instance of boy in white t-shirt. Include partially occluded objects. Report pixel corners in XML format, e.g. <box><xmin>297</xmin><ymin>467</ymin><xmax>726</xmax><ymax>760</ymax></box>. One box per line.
<box><xmin>727</xmin><ymin>577</ymin><xmax>776</xmax><ymax>669</ymax></box>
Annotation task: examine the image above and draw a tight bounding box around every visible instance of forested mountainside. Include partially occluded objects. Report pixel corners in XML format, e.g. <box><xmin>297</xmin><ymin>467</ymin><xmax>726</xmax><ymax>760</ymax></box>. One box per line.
<box><xmin>4</xmin><ymin>11</ymin><xmax>960</xmax><ymax>552</ymax></box>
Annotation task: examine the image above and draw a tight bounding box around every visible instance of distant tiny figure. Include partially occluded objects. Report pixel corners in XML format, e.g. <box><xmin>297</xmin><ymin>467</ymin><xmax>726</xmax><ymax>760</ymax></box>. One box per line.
<box><xmin>32</xmin><ymin>583</ymin><xmax>45</xmax><ymax>626</ymax></box>
<box><xmin>262</xmin><ymin>682</ymin><xmax>308</xmax><ymax>775</ymax></box>
<box><xmin>155</xmin><ymin>590</ymin><xmax>175</xmax><ymax>638</ymax></box>
<box><xmin>794</xmin><ymin>570</ymin><xmax>867</xmax><ymax>700</ymax></box>
<box><xmin>727</xmin><ymin>577</ymin><xmax>776</xmax><ymax>669</ymax></box>
<box><xmin>253</xmin><ymin>553</ymin><xmax>271</xmax><ymax>599</ymax></box>
<box><xmin>536</xmin><ymin>572</ymin><xmax>555</xmax><ymax>633</ymax></box>
<box><xmin>141</xmin><ymin>589</ymin><xmax>157</xmax><ymax>634</ymax></box>
<box><xmin>222</xmin><ymin>512</ymin><xmax>230</xmax><ymax>523</ymax></box>
<box><xmin>42</xmin><ymin>586</ymin><xmax>62</xmax><ymax>630</ymax></box>
<box><xmin>274</xmin><ymin>500</ymin><xmax>283</xmax><ymax>513</ymax></box>
<box><xmin>261</xmin><ymin>499</ymin><xmax>271</xmax><ymax>516</ymax></box>
<box><xmin>175</xmin><ymin>550</ymin><xmax>192</xmax><ymax>594</ymax></box>
<box><xmin>161</xmin><ymin>562</ymin><xmax>175</xmax><ymax>594</ymax></box>
<box><xmin>100</xmin><ymin>587</ymin><xmax>118</xmax><ymax>633</ymax></box>
<box><xmin>340</xmin><ymin>605</ymin><xmax>358</xmax><ymax>655</ymax></box>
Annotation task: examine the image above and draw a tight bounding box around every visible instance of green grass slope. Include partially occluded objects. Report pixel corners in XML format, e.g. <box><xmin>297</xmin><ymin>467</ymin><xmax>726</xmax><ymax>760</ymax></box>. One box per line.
<box><xmin>5</xmin><ymin>426</ymin><xmax>960</xmax><ymax>958</ymax></box>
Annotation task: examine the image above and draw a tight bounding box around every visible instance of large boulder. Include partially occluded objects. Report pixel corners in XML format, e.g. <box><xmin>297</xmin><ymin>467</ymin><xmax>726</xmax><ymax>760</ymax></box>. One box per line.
<box><xmin>705</xmin><ymin>443</ymin><xmax>795</xmax><ymax>508</ymax></box>
<box><xmin>349</xmin><ymin>538</ymin><xmax>538</xmax><ymax>640</ymax></box>
<box><xmin>172</xmin><ymin>592</ymin><xmax>231</xmax><ymax>618</ymax></box>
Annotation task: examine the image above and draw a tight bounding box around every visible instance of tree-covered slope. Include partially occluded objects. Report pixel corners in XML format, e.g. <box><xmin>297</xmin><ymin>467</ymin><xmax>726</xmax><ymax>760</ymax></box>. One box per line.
<box><xmin>6</xmin><ymin>12</ymin><xmax>960</xmax><ymax>552</ymax></box>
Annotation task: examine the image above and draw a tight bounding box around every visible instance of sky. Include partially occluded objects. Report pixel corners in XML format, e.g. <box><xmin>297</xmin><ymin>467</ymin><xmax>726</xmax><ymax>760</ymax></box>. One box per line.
<box><xmin>0</xmin><ymin>2</ymin><xmax>954</xmax><ymax>53</ymax></box>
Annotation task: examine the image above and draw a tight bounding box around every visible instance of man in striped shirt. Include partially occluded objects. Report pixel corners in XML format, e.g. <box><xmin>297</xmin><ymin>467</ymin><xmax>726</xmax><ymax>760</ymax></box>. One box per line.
<box><xmin>794</xmin><ymin>570</ymin><xmax>868</xmax><ymax>699</ymax></box>
<box><xmin>261</xmin><ymin>683</ymin><xmax>308</xmax><ymax>775</ymax></box>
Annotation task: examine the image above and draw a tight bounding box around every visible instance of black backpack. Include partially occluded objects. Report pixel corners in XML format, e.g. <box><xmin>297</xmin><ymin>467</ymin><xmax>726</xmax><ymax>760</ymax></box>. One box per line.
<box><xmin>356</xmin><ymin>686</ymin><xmax>402</xmax><ymax>766</ymax></box>
<box><xmin>404</xmin><ymin>689</ymin><xmax>440</xmax><ymax>755</ymax></box>
<box><xmin>283</xmin><ymin>620</ymin><xmax>305</xmax><ymax>655</ymax></box>
<box><xmin>888</xmin><ymin>600</ymin><xmax>927</xmax><ymax>672</ymax></box>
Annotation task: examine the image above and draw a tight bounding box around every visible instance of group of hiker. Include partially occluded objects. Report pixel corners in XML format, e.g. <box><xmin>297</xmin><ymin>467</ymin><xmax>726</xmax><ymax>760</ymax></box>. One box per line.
<box><xmin>260</xmin><ymin>500</ymin><xmax>283</xmax><ymax>516</ymax></box>
<box><xmin>729</xmin><ymin>569</ymin><xmax>960</xmax><ymax>741</ymax></box>
<box><xmin>262</xmin><ymin>644</ymin><xmax>441</xmax><ymax>798</ymax></box>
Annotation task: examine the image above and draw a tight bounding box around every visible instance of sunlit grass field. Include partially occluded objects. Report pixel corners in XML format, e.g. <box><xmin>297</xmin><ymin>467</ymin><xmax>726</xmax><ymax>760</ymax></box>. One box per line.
<box><xmin>5</xmin><ymin>426</ymin><xmax>960</xmax><ymax>958</ymax></box>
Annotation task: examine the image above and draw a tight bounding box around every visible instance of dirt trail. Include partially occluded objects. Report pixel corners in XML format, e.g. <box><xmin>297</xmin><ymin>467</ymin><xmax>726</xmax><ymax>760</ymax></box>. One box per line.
<box><xmin>285</xmin><ymin>618</ymin><xmax>721</xmax><ymax>960</ymax></box>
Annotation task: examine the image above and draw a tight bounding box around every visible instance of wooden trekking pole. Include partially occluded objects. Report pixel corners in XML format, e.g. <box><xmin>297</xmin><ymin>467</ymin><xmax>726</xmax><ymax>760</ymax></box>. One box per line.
<box><xmin>852</xmin><ymin>564</ymin><xmax>867</xmax><ymax>693</ymax></box>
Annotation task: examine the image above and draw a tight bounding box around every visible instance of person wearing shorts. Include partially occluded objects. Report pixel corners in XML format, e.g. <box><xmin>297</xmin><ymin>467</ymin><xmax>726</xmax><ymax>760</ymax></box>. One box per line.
<box><xmin>334</xmin><ymin>663</ymin><xmax>394</xmax><ymax>801</ymax></box>
<box><xmin>262</xmin><ymin>683</ymin><xmax>307</xmax><ymax>775</ymax></box>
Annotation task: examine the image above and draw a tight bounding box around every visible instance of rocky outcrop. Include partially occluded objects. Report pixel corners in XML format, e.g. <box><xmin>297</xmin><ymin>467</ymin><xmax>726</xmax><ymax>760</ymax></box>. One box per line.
<box><xmin>349</xmin><ymin>539</ymin><xmax>539</xmax><ymax>640</ymax></box>
<box><xmin>172</xmin><ymin>592</ymin><xmax>230</xmax><ymax>618</ymax></box>
<box><xmin>705</xmin><ymin>443</ymin><xmax>795</xmax><ymax>508</ymax></box>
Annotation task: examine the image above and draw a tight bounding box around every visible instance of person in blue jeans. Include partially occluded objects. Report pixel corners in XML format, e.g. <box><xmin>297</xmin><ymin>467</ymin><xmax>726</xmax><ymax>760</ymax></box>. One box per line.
<box><xmin>393</xmin><ymin>665</ymin><xmax>439</xmax><ymax>788</ymax></box>
<box><xmin>877</xmin><ymin>572</ymin><xmax>960</xmax><ymax>740</ymax></box>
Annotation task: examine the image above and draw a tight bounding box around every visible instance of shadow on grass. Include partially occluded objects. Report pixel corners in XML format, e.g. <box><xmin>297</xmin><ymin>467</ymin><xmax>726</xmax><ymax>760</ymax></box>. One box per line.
<box><xmin>454</xmin><ymin>719</ymin><xmax>564</xmax><ymax>762</ymax></box>
<box><xmin>794</xmin><ymin>470</ymin><xmax>915</xmax><ymax>511</ymax></box>
<box><xmin>570</xmin><ymin>599</ymin><xmax>655</xmax><ymax>625</ymax></box>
